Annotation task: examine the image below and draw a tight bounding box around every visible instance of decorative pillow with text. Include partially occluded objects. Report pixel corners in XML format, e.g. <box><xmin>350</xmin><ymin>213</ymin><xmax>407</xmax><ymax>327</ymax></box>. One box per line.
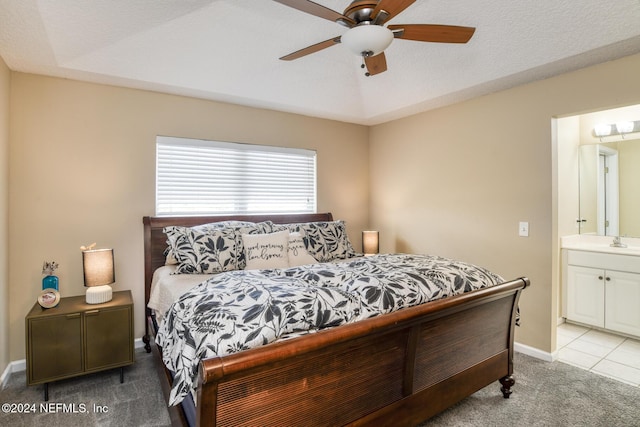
<box><xmin>242</xmin><ymin>230</ymin><xmax>290</xmax><ymax>270</ymax></box>
<box><xmin>288</xmin><ymin>232</ymin><xmax>318</xmax><ymax>267</ymax></box>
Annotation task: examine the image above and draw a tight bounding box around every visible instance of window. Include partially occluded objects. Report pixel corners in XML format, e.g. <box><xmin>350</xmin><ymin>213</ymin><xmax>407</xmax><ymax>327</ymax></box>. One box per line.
<box><xmin>156</xmin><ymin>136</ymin><xmax>317</xmax><ymax>215</ymax></box>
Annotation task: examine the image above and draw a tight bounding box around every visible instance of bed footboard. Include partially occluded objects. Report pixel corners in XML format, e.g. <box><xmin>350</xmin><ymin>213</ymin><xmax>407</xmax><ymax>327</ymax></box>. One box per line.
<box><xmin>195</xmin><ymin>277</ymin><xmax>529</xmax><ymax>427</ymax></box>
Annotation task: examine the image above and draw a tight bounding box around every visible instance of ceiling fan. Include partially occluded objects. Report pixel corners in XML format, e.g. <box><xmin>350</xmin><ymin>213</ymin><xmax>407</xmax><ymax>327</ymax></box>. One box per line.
<box><xmin>274</xmin><ymin>0</ymin><xmax>476</xmax><ymax>76</ymax></box>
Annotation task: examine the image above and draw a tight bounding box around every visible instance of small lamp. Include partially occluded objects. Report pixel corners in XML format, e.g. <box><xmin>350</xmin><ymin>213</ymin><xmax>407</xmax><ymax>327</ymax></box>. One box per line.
<box><xmin>83</xmin><ymin>248</ymin><xmax>115</xmax><ymax>304</ymax></box>
<box><xmin>362</xmin><ymin>230</ymin><xmax>379</xmax><ymax>256</ymax></box>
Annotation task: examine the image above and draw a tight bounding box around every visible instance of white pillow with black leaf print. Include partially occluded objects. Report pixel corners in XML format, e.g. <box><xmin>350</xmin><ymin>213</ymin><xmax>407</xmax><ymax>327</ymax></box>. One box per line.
<box><xmin>164</xmin><ymin>226</ymin><xmax>238</xmax><ymax>274</ymax></box>
<box><xmin>274</xmin><ymin>220</ymin><xmax>356</xmax><ymax>262</ymax></box>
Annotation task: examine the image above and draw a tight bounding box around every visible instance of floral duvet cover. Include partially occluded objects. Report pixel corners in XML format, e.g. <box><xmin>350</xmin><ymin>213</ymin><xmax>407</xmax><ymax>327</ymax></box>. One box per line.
<box><xmin>155</xmin><ymin>253</ymin><xmax>503</xmax><ymax>405</ymax></box>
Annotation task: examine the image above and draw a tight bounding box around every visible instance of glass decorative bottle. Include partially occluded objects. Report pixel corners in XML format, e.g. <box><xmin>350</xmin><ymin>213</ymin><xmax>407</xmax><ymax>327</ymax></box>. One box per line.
<box><xmin>42</xmin><ymin>274</ymin><xmax>59</xmax><ymax>291</ymax></box>
<box><xmin>42</xmin><ymin>261</ymin><xmax>59</xmax><ymax>291</ymax></box>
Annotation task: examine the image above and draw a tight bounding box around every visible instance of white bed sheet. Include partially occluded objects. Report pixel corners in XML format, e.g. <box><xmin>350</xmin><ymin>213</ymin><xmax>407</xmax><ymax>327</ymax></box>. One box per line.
<box><xmin>148</xmin><ymin>265</ymin><xmax>213</xmax><ymax>321</ymax></box>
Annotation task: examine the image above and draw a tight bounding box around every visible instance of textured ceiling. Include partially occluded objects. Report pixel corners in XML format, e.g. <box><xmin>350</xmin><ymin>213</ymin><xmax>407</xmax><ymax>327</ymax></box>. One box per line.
<box><xmin>1</xmin><ymin>0</ymin><xmax>640</xmax><ymax>125</ymax></box>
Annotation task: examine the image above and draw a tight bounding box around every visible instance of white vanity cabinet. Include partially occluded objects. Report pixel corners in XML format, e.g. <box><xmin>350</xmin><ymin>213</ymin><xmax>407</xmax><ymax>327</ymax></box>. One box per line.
<box><xmin>564</xmin><ymin>250</ymin><xmax>640</xmax><ymax>337</ymax></box>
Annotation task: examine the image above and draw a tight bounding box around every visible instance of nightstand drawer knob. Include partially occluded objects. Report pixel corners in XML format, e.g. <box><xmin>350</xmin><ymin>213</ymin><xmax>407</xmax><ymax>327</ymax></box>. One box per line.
<box><xmin>66</xmin><ymin>313</ymin><xmax>80</xmax><ymax>319</ymax></box>
<box><xmin>85</xmin><ymin>310</ymin><xmax>100</xmax><ymax>316</ymax></box>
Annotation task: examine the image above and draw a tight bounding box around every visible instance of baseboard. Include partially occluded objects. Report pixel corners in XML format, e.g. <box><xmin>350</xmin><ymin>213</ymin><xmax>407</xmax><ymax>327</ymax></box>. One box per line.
<box><xmin>515</xmin><ymin>341</ymin><xmax>555</xmax><ymax>362</ymax></box>
<box><xmin>1</xmin><ymin>358</ymin><xmax>25</xmax><ymax>389</ymax></box>
<box><xmin>1</xmin><ymin>338</ymin><xmax>146</xmax><ymax>387</ymax></box>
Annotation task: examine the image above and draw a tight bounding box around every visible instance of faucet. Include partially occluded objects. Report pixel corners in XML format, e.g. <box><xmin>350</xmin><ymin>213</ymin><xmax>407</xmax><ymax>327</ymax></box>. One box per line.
<box><xmin>610</xmin><ymin>236</ymin><xmax>628</xmax><ymax>248</ymax></box>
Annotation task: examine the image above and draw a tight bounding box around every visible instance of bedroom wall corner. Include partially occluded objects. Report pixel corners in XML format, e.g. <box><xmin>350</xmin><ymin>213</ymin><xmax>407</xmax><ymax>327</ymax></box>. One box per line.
<box><xmin>0</xmin><ymin>55</ymin><xmax>10</xmax><ymax>377</ymax></box>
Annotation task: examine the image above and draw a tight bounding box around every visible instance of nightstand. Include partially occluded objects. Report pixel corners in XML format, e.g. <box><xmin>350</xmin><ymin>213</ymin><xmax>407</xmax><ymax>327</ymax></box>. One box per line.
<box><xmin>25</xmin><ymin>290</ymin><xmax>134</xmax><ymax>400</ymax></box>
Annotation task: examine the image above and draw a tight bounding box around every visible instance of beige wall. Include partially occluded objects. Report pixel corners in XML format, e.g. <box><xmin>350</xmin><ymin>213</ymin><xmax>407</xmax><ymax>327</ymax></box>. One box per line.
<box><xmin>8</xmin><ymin>74</ymin><xmax>369</xmax><ymax>360</ymax></box>
<box><xmin>5</xmin><ymin>52</ymin><xmax>640</xmax><ymax>363</ymax></box>
<box><xmin>370</xmin><ymin>53</ymin><xmax>640</xmax><ymax>353</ymax></box>
<box><xmin>0</xmin><ymin>57</ymin><xmax>9</xmax><ymax>375</ymax></box>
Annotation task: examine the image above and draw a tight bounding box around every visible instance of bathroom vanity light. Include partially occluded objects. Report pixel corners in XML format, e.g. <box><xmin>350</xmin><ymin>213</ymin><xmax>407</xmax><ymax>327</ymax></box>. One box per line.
<box><xmin>593</xmin><ymin>120</ymin><xmax>639</xmax><ymax>140</ymax></box>
<box><xmin>615</xmin><ymin>121</ymin><xmax>635</xmax><ymax>134</ymax></box>
<box><xmin>593</xmin><ymin>123</ymin><xmax>612</xmax><ymax>137</ymax></box>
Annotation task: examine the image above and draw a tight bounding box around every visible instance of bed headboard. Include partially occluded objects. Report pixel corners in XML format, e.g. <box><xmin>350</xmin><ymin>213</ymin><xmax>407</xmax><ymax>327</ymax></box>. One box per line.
<box><xmin>142</xmin><ymin>213</ymin><xmax>334</xmax><ymax>317</ymax></box>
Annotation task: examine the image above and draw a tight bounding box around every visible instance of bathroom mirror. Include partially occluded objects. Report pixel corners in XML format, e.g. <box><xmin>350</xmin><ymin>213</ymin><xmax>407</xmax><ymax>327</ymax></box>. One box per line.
<box><xmin>579</xmin><ymin>138</ymin><xmax>640</xmax><ymax>237</ymax></box>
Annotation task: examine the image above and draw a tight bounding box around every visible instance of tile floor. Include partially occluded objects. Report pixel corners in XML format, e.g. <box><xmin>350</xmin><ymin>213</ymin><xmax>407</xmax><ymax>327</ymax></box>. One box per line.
<box><xmin>557</xmin><ymin>322</ymin><xmax>640</xmax><ymax>387</ymax></box>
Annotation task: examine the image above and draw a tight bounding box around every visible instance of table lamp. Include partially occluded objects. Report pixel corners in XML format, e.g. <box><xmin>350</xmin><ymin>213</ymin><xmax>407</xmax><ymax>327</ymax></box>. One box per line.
<box><xmin>362</xmin><ymin>231</ymin><xmax>379</xmax><ymax>256</ymax></box>
<box><xmin>83</xmin><ymin>248</ymin><xmax>115</xmax><ymax>304</ymax></box>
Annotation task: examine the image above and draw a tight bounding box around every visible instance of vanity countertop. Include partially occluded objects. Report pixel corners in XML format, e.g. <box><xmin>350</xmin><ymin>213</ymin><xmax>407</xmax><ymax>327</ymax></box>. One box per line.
<box><xmin>561</xmin><ymin>235</ymin><xmax>640</xmax><ymax>257</ymax></box>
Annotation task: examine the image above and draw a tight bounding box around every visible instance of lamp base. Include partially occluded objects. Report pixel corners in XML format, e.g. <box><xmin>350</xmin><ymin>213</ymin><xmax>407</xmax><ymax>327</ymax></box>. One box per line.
<box><xmin>86</xmin><ymin>285</ymin><xmax>113</xmax><ymax>304</ymax></box>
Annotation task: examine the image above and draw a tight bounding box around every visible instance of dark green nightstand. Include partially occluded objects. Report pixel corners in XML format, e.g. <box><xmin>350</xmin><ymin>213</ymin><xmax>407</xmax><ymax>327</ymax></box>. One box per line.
<box><xmin>25</xmin><ymin>290</ymin><xmax>134</xmax><ymax>400</ymax></box>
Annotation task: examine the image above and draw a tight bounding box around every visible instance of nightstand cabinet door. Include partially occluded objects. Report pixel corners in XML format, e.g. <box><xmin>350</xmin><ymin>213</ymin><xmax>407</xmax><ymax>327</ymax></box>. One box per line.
<box><xmin>84</xmin><ymin>306</ymin><xmax>134</xmax><ymax>371</ymax></box>
<box><xmin>28</xmin><ymin>314</ymin><xmax>83</xmax><ymax>383</ymax></box>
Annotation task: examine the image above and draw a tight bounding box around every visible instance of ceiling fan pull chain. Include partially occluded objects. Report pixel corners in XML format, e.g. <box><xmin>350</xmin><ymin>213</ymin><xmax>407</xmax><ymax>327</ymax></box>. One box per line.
<box><xmin>361</xmin><ymin>56</ymin><xmax>371</xmax><ymax>77</ymax></box>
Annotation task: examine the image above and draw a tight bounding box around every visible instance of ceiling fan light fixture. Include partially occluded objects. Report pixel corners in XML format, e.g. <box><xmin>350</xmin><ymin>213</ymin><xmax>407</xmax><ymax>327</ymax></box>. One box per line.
<box><xmin>341</xmin><ymin>24</ymin><xmax>394</xmax><ymax>57</ymax></box>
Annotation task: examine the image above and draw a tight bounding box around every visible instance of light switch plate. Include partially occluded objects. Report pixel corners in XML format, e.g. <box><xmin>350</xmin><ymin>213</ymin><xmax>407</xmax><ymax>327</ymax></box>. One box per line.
<box><xmin>519</xmin><ymin>221</ymin><xmax>529</xmax><ymax>237</ymax></box>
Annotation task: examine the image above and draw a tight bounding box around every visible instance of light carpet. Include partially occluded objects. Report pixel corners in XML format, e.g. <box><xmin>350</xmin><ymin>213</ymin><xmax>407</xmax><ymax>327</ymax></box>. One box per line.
<box><xmin>2</xmin><ymin>351</ymin><xmax>639</xmax><ymax>426</ymax></box>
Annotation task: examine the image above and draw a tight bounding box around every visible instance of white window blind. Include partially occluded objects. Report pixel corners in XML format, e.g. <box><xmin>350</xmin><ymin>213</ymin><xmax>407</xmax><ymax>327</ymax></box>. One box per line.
<box><xmin>156</xmin><ymin>136</ymin><xmax>317</xmax><ymax>216</ymax></box>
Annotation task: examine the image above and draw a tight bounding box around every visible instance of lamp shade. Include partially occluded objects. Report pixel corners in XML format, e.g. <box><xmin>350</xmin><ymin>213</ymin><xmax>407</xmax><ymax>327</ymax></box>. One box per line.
<box><xmin>341</xmin><ymin>25</ymin><xmax>394</xmax><ymax>56</ymax></box>
<box><xmin>362</xmin><ymin>230</ymin><xmax>379</xmax><ymax>255</ymax></box>
<box><xmin>83</xmin><ymin>248</ymin><xmax>115</xmax><ymax>287</ymax></box>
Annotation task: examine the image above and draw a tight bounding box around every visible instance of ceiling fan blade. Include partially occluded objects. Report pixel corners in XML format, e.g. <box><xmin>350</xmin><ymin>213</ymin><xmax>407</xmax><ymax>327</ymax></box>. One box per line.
<box><xmin>371</xmin><ymin>0</ymin><xmax>415</xmax><ymax>23</ymax></box>
<box><xmin>280</xmin><ymin>36</ymin><xmax>341</xmax><ymax>61</ymax></box>
<box><xmin>273</xmin><ymin>0</ymin><xmax>355</xmax><ymax>26</ymax></box>
<box><xmin>388</xmin><ymin>24</ymin><xmax>476</xmax><ymax>43</ymax></box>
<box><xmin>364</xmin><ymin>52</ymin><xmax>388</xmax><ymax>76</ymax></box>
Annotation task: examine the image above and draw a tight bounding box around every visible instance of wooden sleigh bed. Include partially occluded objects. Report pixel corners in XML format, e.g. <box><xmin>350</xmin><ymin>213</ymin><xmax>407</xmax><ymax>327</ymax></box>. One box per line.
<box><xmin>142</xmin><ymin>212</ymin><xmax>529</xmax><ymax>427</ymax></box>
